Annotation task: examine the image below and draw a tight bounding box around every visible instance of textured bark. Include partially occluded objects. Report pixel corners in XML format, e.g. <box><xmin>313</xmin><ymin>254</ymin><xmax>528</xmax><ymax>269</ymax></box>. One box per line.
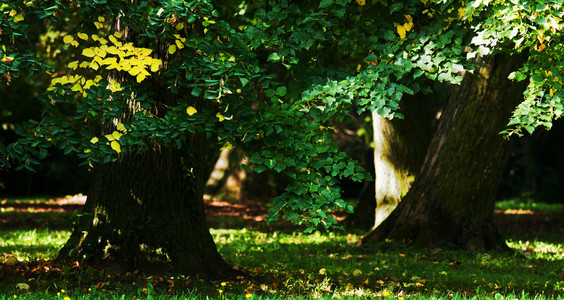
<box><xmin>362</xmin><ymin>54</ymin><xmax>526</xmax><ymax>251</ymax></box>
<box><xmin>57</xmin><ymin>145</ymin><xmax>235</xmax><ymax>278</ymax></box>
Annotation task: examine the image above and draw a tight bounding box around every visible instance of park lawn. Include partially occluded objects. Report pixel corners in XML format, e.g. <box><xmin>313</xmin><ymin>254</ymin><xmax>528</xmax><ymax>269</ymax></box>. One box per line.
<box><xmin>1</xmin><ymin>198</ymin><xmax>564</xmax><ymax>299</ymax></box>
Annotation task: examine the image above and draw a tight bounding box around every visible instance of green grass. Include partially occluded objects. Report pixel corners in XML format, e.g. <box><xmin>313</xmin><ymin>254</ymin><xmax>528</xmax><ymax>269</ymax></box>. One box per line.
<box><xmin>495</xmin><ymin>199</ymin><xmax>564</xmax><ymax>213</ymax></box>
<box><xmin>3</xmin><ymin>198</ymin><xmax>564</xmax><ymax>299</ymax></box>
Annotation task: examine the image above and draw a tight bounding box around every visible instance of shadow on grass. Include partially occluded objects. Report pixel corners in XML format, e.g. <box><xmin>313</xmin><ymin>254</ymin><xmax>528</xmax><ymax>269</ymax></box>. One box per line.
<box><xmin>2</xmin><ymin>197</ymin><xmax>564</xmax><ymax>298</ymax></box>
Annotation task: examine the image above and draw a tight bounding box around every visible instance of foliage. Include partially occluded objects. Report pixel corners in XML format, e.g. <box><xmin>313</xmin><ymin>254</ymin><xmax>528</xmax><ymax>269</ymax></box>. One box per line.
<box><xmin>1</xmin><ymin>0</ymin><xmax>564</xmax><ymax>230</ymax></box>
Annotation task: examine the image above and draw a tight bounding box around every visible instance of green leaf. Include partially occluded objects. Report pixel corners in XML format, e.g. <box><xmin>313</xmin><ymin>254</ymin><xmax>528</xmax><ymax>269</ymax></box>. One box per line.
<box><xmin>275</xmin><ymin>86</ymin><xmax>287</xmax><ymax>96</ymax></box>
<box><xmin>191</xmin><ymin>87</ymin><xmax>201</xmax><ymax>97</ymax></box>
<box><xmin>268</xmin><ymin>53</ymin><xmax>281</xmax><ymax>62</ymax></box>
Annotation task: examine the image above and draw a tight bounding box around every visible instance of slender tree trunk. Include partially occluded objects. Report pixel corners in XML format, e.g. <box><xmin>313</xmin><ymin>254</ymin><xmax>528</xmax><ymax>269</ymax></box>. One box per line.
<box><xmin>345</xmin><ymin>95</ymin><xmax>432</xmax><ymax>230</ymax></box>
<box><xmin>372</xmin><ymin>94</ymin><xmax>433</xmax><ymax>228</ymax></box>
<box><xmin>362</xmin><ymin>54</ymin><xmax>526</xmax><ymax>251</ymax></box>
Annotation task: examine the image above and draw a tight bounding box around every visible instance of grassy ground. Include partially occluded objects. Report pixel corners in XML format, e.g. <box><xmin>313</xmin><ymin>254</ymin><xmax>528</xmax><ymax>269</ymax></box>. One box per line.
<box><xmin>1</xmin><ymin>197</ymin><xmax>564</xmax><ymax>299</ymax></box>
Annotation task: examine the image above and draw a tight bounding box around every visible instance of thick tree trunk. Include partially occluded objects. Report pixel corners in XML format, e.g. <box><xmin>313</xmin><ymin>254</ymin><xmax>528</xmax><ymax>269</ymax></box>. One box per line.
<box><xmin>362</xmin><ymin>54</ymin><xmax>526</xmax><ymax>251</ymax></box>
<box><xmin>56</xmin><ymin>13</ymin><xmax>235</xmax><ymax>278</ymax></box>
<box><xmin>57</xmin><ymin>144</ymin><xmax>236</xmax><ymax>278</ymax></box>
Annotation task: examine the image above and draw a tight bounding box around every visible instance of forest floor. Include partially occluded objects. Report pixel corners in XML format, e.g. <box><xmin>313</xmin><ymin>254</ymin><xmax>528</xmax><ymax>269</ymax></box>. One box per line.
<box><xmin>1</xmin><ymin>195</ymin><xmax>564</xmax><ymax>299</ymax></box>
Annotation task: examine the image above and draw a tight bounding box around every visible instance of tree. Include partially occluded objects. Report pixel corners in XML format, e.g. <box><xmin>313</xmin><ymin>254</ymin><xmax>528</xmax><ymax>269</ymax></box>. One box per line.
<box><xmin>363</xmin><ymin>54</ymin><xmax>527</xmax><ymax>250</ymax></box>
<box><xmin>1</xmin><ymin>0</ymin><xmax>366</xmax><ymax>276</ymax></box>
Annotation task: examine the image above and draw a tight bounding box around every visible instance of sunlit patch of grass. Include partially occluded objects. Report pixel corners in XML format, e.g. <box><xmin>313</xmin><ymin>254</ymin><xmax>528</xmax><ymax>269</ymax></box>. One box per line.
<box><xmin>0</xmin><ymin>229</ymin><xmax>70</xmax><ymax>261</ymax></box>
<box><xmin>211</xmin><ymin>228</ymin><xmax>564</xmax><ymax>298</ymax></box>
<box><xmin>495</xmin><ymin>199</ymin><xmax>563</xmax><ymax>213</ymax></box>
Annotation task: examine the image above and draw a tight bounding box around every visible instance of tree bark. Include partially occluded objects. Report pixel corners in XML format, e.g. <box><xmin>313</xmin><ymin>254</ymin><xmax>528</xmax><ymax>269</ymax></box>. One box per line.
<box><xmin>362</xmin><ymin>54</ymin><xmax>526</xmax><ymax>251</ymax></box>
<box><xmin>56</xmin><ymin>143</ymin><xmax>236</xmax><ymax>278</ymax></box>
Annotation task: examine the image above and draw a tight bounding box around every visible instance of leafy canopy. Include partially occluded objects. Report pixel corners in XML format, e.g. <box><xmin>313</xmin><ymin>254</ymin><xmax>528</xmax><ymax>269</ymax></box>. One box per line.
<box><xmin>1</xmin><ymin>0</ymin><xmax>563</xmax><ymax>231</ymax></box>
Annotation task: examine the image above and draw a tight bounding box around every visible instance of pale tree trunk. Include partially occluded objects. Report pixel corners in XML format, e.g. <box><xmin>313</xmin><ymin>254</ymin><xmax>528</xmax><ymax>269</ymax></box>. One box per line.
<box><xmin>362</xmin><ymin>54</ymin><xmax>526</xmax><ymax>251</ymax></box>
<box><xmin>205</xmin><ymin>148</ymin><xmax>287</xmax><ymax>202</ymax></box>
<box><xmin>56</xmin><ymin>13</ymin><xmax>236</xmax><ymax>278</ymax></box>
<box><xmin>345</xmin><ymin>95</ymin><xmax>432</xmax><ymax>230</ymax></box>
<box><xmin>372</xmin><ymin>94</ymin><xmax>432</xmax><ymax>228</ymax></box>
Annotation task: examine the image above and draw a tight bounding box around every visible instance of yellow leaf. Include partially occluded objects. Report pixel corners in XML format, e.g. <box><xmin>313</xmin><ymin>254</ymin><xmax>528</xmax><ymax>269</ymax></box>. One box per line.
<box><xmin>396</xmin><ymin>24</ymin><xmax>406</xmax><ymax>38</ymax></box>
<box><xmin>77</xmin><ymin>32</ymin><xmax>88</xmax><ymax>40</ymax></box>
<box><xmin>98</xmin><ymin>37</ymin><xmax>108</xmax><ymax>45</ymax></box>
<box><xmin>95</xmin><ymin>47</ymin><xmax>107</xmax><ymax>58</ymax></box>
<box><xmin>106</xmin><ymin>46</ymin><xmax>119</xmax><ymax>54</ymax></box>
<box><xmin>111</xmin><ymin>82</ymin><xmax>122</xmax><ymax>92</ymax></box>
<box><xmin>15</xmin><ymin>283</ymin><xmax>29</xmax><ymax>290</ymax></box>
<box><xmin>109</xmin><ymin>35</ymin><xmax>118</xmax><ymax>45</ymax></box>
<box><xmin>355</xmin><ymin>0</ymin><xmax>366</xmax><ymax>5</ymax></box>
<box><xmin>176</xmin><ymin>22</ymin><xmax>184</xmax><ymax>30</ymax></box>
<box><xmin>216</xmin><ymin>113</ymin><xmax>225</xmax><ymax>122</ymax></box>
<box><xmin>111</xmin><ymin>131</ymin><xmax>123</xmax><ymax>140</ymax></box>
<box><xmin>89</xmin><ymin>60</ymin><xmax>99</xmax><ymax>71</ymax></box>
<box><xmin>9</xmin><ymin>10</ymin><xmax>17</xmax><ymax>17</ymax></box>
<box><xmin>79</xmin><ymin>61</ymin><xmax>90</xmax><ymax>68</ymax></box>
<box><xmin>128</xmin><ymin>66</ymin><xmax>142</xmax><ymax>76</ymax></box>
<box><xmin>13</xmin><ymin>13</ymin><xmax>23</xmax><ymax>22</ymax></box>
<box><xmin>90</xmin><ymin>137</ymin><xmax>99</xmax><ymax>144</ymax></box>
<box><xmin>98</xmin><ymin>16</ymin><xmax>105</xmax><ymax>22</ymax></box>
<box><xmin>71</xmin><ymin>41</ymin><xmax>79</xmax><ymax>47</ymax></box>
<box><xmin>102</xmin><ymin>57</ymin><xmax>117</xmax><ymax>65</ymax></box>
<box><xmin>136</xmin><ymin>73</ymin><xmax>146</xmax><ymax>83</ymax></box>
<box><xmin>67</xmin><ymin>61</ymin><xmax>79</xmax><ymax>70</ymax></box>
<box><xmin>140</xmin><ymin>48</ymin><xmax>153</xmax><ymax>56</ymax></box>
<box><xmin>82</xmin><ymin>48</ymin><xmax>96</xmax><ymax>57</ymax></box>
<box><xmin>168</xmin><ymin>45</ymin><xmax>177</xmax><ymax>54</ymax></box>
<box><xmin>106</xmin><ymin>62</ymin><xmax>120</xmax><ymax>70</ymax></box>
<box><xmin>63</xmin><ymin>35</ymin><xmax>74</xmax><ymax>44</ymax></box>
<box><xmin>117</xmin><ymin>123</ymin><xmax>126</xmax><ymax>132</ymax></box>
<box><xmin>91</xmin><ymin>34</ymin><xmax>99</xmax><ymax>41</ymax></box>
<box><xmin>110</xmin><ymin>140</ymin><xmax>121</xmax><ymax>153</ymax></box>
<box><xmin>186</xmin><ymin>106</ymin><xmax>197</xmax><ymax>116</ymax></box>
<box><xmin>220</xmin><ymin>142</ymin><xmax>234</xmax><ymax>150</ymax></box>
<box><xmin>94</xmin><ymin>22</ymin><xmax>104</xmax><ymax>29</ymax></box>
<box><xmin>105</xmin><ymin>133</ymin><xmax>115</xmax><ymax>141</ymax></box>
<box><xmin>150</xmin><ymin>60</ymin><xmax>162</xmax><ymax>72</ymax></box>
<box><xmin>114</xmin><ymin>31</ymin><xmax>122</xmax><ymax>38</ymax></box>
<box><xmin>175</xmin><ymin>39</ymin><xmax>185</xmax><ymax>49</ymax></box>
<box><xmin>84</xmin><ymin>79</ymin><xmax>95</xmax><ymax>90</ymax></box>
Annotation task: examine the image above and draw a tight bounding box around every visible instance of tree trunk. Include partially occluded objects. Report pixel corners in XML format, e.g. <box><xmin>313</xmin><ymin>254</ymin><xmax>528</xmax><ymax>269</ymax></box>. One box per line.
<box><xmin>372</xmin><ymin>94</ymin><xmax>433</xmax><ymax>228</ymax></box>
<box><xmin>57</xmin><ymin>143</ymin><xmax>236</xmax><ymax>278</ymax></box>
<box><xmin>344</xmin><ymin>95</ymin><xmax>432</xmax><ymax>230</ymax></box>
<box><xmin>362</xmin><ymin>54</ymin><xmax>526</xmax><ymax>251</ymax></box>
<box><xmin>56</xmin><ymin>13</ymin><xmax>235</xmax><ymax>279</ymax></box>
